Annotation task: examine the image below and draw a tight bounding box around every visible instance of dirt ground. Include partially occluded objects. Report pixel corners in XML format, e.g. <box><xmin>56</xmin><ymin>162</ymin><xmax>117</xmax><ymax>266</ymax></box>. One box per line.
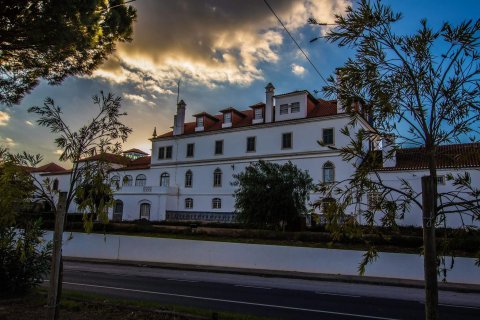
<box><xmin>0</xmin><ymin>293</ymin><xmax>206</xmax><ymax>320</ymax></box>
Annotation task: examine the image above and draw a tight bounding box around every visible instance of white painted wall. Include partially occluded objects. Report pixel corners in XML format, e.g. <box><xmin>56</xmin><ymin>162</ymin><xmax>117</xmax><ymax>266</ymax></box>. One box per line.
<box><xmin>45</xmin><ymin>231</ymin><xmax>480</xmax><ymax>285</ymax></box>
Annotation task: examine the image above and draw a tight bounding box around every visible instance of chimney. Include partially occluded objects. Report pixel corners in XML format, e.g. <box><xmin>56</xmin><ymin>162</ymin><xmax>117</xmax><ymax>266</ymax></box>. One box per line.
<box><xmin>173</xmin><ymin>99</ymin><xmax>186</xmax><ymax>135</ymax></box>
<box><xmin>382</xmin><ymin>134</ymin><xmax>396</xmax><ymax>168</ymax></box>
<box><xmin>265</xmin><ymin>83</ymin><xmax>275</xmax><ymax>123</ymax></box>
<box><xmin>335</xmin><ymin>69</ymin><xmax>345</xmax><ymax>114</ymax></box>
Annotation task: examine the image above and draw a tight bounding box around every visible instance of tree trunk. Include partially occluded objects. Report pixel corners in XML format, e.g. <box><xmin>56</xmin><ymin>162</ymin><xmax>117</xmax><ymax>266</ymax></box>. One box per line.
<box><xmin>46</xmin><ymin>192</ymin><xmax>67</xmax><ymax>320</ymax></box>
<box><xmin>421</xmin><ymin>176</ymin><xmax>438</xmax><ymax>320</ymax></box>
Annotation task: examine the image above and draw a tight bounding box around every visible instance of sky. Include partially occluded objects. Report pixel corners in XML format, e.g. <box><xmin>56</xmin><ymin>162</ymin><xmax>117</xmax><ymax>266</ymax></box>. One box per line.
<box><xmin>1</xmin><ymin>0</ymin><xmax>480</xmax><ymax>166</ymax></box>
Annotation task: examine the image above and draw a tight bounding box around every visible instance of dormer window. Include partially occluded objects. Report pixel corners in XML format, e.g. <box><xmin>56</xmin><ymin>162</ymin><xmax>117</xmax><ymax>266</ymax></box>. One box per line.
<box><xmin>224</xmin><ymin>112</ymin><xmax>232</xmax><ymax>124</ymax></box>
<box><xmin>254</xmin><ymin>108</ymin><xmax>263</xmax><ymax>120</ymax></box>
<box><xmin>196</xmin><ymin>116</ymin><xmax>204</xmax><ymax>127</ymax></box>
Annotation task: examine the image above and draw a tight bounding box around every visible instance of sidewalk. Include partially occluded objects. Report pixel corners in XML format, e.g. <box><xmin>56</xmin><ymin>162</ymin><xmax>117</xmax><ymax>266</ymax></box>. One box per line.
<box><xmin>64</xmin><ymin>257</ymin><xmax>480</xmax><ymax>293</ymax></box>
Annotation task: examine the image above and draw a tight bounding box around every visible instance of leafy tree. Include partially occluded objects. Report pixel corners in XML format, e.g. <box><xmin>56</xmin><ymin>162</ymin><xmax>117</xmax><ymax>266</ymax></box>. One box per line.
<box><xmin>28</xmin><ymin>91</ymin><xmax>131</xmax><ymax>319</ymax></box>
<box><xmin>74</xmin><ymin>169</ymin><xmax>115</xmax><ymax>232</ymax></box>
<box><xmin>0</xmin><ymin>148</ymin><xmax>52</xmax><ymax>297</ymax></box>
<box><xmin>0</xmin><ymin>147</ymin><xmax>37</xmax><ymax>226</ymax></box>
<box><xmin>311</xmin><ymin>1</ymin><xmax>480</xmax><ymax>319</ymax></box>
<box><xmin>0</xmin><ymin>0</ymin><xmax>137</xmax><ymax>105</ymax></box>
<box><xmin>232</xmin><ymin>160</ymin><xmax>314</xmax><ymax>230</ymax></box>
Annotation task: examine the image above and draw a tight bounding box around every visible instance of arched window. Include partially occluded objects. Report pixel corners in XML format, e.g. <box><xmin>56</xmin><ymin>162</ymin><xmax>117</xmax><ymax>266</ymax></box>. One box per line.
<box><xmin>185</xmin><ymin>170</ymin><xmax>193</xmax><ymax>188</ymax></box>
<box><xmin>323</xmin><ymin>162</ymin><xmax>335</xmax><ymax>183</ymax></box>
<box><xmin>185</xmin><ymin>198</ymin><xmax>193</xmax><ymax>209</ymax></box>
<box><xmin>123</xmin><ymin>175</ymin><xmax>133</xmax><ymax>186</ymax></box>
<box><xmin>212</xmin><ymin>198</ymin><xmax>222</xmax><ymax>209</ymax></box>
<box><xmin>111</xmin><ymin>175</ymin><xmax>120</xmax><ymax>187</ymax></box>
<box><xmin>52</xmin><ymin>179</ymin><xmax>59</xmax><ymax>191</ymax></box>
<box><xmin>113</xmin><ymin>200</ymin><xmax>123</xmax><ymax>221</ymax></box>
<box><xmin>139</xmin><ymin>203</ymin><xmax>151</xmax><ymax>220</ymax></box>
<box><xmin>213</xmin><ymin>168</ymin><xmax>222</xmax><ymax>187</ymax></box>
<box><xmin>135</xmin><ymin>174</ymin><xmax>147</xmax><ymax>186</ymax></box>
<box><xmin>160</xmin><ymin>172</ymin><xmax>170</xmax><ymax>186</ymax></box>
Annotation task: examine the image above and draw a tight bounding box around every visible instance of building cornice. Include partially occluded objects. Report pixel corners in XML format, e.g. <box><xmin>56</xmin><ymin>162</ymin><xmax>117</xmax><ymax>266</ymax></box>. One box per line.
<box><xmin>150</xmin><ymin>149</ymin><xmax>340</xmax><ymax>168</ymax></box>
<box><xmin>151</xmin><ymin>113</ymin><xmax>351</xmax><ymax>141</ymax></box>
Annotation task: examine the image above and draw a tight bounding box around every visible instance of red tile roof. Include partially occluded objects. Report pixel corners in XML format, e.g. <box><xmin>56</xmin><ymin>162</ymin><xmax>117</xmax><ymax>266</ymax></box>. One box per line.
<box><xmin>156</xmin><ymin>97</ymin><xmax>337</xmax><ymax>138</ymax></box>
<box><xmin>110</xmin><ymin>156</ymin><xmax>151</xmax><ymax>171</ymax></box>
<box><xmin>78</xmin><ymin>153</ymin><xmax>131</xmax><ymax>165</ymax></box>
<box><xmin>377</xmin><ymin>143</ymin><xmax>480</xmax><ymax>171</ymax></box>
<box><xmin>30</xmin><ymin>162</ymin><xmax>67</xmax><ymax>173</ymax></box>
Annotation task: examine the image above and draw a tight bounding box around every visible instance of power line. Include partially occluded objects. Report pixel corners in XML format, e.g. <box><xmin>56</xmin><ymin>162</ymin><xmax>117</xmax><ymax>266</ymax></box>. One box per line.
<box><xmin>263</xmin><ymin>0</ymin><xmax>328</xmax><ymax>86</ymax></box>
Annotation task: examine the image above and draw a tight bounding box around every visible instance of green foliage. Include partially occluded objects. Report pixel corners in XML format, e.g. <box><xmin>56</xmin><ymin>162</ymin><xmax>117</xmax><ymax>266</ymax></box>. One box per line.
<box><xmin>312</xmin><ymin>0</ymin><xmax>480</xmax><ymax>268</ymax></box>
<box><xmin>75</xmin><ymin>170</ymin><xmax>114</xmax><ymax>232</ymax></box>
<box><xmin>232</xmin><ymin>160</ymin><xmax>314</xmax><ymax>230</ymax></box>
<box><xmin>0</xmin><ymin>220</ymin><xmax>52</xmax><ymax>297</ymax></box>
<box><xmin>0</xmin><ymin>0</ymin><xmax>137</xmax><ymax>105</ymax></box>
<box><xmin>0</xmin><ymin>147</ymin><xmax>37</xmax><ymax>227</ymax></box>
<box><xmin>29</xmin><ymin>91</ymin><xmax>132</xmax><ymax>213</ymax></box>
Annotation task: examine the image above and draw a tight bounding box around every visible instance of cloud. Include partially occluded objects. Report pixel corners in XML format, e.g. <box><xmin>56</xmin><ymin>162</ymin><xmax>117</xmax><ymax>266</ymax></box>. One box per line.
<box><xmin>91</xmin><ymin>0</ymin><xmax>349</xmax><ymax>94</ymax></box>
<box><xmin>26</xmin><ymin>120</ymin><xmax>34</xmax><ymax>126</ymax></box>
<box><xmin>291</xmin><ymin>63</ymin><xmax>306</xmax><ymax>76</ymax></box>
<box><xmin>0</xmin><ymin>111</ymin><xmax>10</xmax><ymax>126</ymax></box>
<box><xmin>0</xmin><ymin>137</ymin><xmax>16</xmax><ymax>147</ymax></box>
<box><xmin>124</xmin><ymin>93</ymin><xmax>156</xmax><ymax>106</ymax></box>
<box><xmin>54</xmin><ymin>149</ymin><xmax>63</xmax><ymax>155</ymax></box>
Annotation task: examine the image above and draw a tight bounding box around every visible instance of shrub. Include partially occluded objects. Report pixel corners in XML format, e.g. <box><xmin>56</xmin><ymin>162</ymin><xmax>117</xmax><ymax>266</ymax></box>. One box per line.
<box><xmin>0</xmin><ymin>220</ymin><xmax>52</xmax><ymax>297</ymax></box>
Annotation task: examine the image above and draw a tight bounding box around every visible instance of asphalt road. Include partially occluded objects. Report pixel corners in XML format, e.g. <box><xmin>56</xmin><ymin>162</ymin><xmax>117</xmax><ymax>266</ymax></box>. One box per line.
<box><xmin>61</xmin><ymin>261</ymin><xmax>480</xmax><ymax>320</ymax></box>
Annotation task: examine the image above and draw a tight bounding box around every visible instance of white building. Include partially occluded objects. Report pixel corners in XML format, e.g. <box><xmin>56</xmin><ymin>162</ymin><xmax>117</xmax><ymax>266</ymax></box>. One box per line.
<box><xmin>33</xmin><ymin>83</ymin><xmax>480</xmax><ymax>228</ymax></box>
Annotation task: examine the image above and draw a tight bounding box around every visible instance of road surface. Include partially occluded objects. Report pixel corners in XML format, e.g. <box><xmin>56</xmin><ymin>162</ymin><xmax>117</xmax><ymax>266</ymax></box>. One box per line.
<box><xmin>59</xmin><ymin>261</ymin><xmax>480</xmax><ymax>320</ymax></box>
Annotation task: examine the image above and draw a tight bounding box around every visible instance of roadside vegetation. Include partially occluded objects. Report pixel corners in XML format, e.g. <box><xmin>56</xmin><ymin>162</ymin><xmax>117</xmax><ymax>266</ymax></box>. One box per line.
<box><xmin>38</xmin><ymin>217</ymin><xmax>480</xmax><ymax>258</ymax></box>
<box><xmin>0</xmin><ymin>289</ymin><xmax>272</xmax><ymax>320</ymax></box>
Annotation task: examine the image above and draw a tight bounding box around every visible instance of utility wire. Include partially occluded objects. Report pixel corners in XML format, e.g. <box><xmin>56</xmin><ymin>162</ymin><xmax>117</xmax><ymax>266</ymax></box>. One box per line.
<box><xmin>263</xmin><ymin>0</ymin><xmax>329</xmax><ymax>86</ymax></box>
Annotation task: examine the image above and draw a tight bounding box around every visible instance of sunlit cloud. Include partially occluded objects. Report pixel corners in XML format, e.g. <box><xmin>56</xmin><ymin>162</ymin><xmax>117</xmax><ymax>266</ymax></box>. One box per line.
<box><xmin>26</xmin><ymin>120</ymin><xmax>34</xmax><ymax>126</ymax></box>
<box><xmin>0</xmin><ymin>111</ymin><xmax>10</xmax><ymax>126</ymax></box>
<box><xmin>124</xmin><ymin>93</ymin><xmax>156</xmax><ymax>107</ymax></box>
<box><xmin>0</xmin><ymin>137</ymin><xmax>16</xmax><ymax>147</ymax></box>
<box><xmin>291</xmin><ymin>63</ymin><xmax>306</xmax><ymax>76</ymax></box>
<box><xmin>90</xmin><ymin>0</ymin><xmax>349</xmax><ymax>95</ymax></box>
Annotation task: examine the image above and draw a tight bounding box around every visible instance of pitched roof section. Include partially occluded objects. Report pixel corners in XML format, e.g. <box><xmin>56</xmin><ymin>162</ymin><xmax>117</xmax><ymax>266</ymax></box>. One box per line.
<box><xmin>78</xmin><ymin>153</ymin><xmax>131</xmax><ymax>165</ymax></box>
<box><xmin>111</xmin><ymin>156</ymin><xmax>151</xmax><ymax>171</ymax></box>
<box><xmin>30</xmin><ymin>162</ymin><xmax>66</xmax><ymax>173</ymax></box>
<box><xmin>377</xmin><ymin>143</ymin><xmax>480</xmax><ymax>171</ymax></box>
<box><xmin>156</xmin><ymin>96</ymin><xmax>337</xmax><ymax>138</ymax></box>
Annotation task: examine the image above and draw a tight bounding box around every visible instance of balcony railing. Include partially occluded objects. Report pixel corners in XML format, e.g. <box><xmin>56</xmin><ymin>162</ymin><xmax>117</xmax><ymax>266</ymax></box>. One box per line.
<box><xmin>166</xmin><ymin>211</ymin><xmax>237</xmax><ymax>223</ymax></box>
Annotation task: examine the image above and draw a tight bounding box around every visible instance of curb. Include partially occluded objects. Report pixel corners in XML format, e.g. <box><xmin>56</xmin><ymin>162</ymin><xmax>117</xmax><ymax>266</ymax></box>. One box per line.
<box><xmin>63</xmin><ymin>257</ymin><xmax>480</xmax><ymax>294</ymax></box>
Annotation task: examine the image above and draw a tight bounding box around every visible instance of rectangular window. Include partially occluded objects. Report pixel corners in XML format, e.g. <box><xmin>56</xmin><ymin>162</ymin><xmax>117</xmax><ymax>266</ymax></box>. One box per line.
<box><xmin>196</xmin><ymin>116</ymin><xmax>204</xmax><ymax>127</ymax></box>
<box><xmin>323</xmin><ymin>128</ymin><xmax>334</xmax><ymax>145</ymax></box>
<box><xmin>158</xmin><ymin>147</ymin><xmax>165</xmax><ymax>159</ymax></box>
<box><xmin>165</xmin><ymin>146</ymin><xmax>173</xmax><ymax>159</ymax></box>
<box><xmin>254</xmin><ymin>108</ymin><xmax>263</xmax><ymax>119</ymax></box>
<box><xmin>290</xmin><ymin>102</ymin><xmax>300</xmax><ymax>113</ymax></box>
<box><xmin>280</xmin><ymin>104</ymin><xmax>289</xmax><ymax>115</ymax></box>
<box><xmin>246</xmin><ymin>136</ymin><xmax>256</xmax><ymax>152</ymax></box>
<box><xmin>224</xmin><ymin>112</ymin><xmax>232</xmax><ymax>123</ymax></box>
<box><xmin>215</xmin><ymin>140</ymin><xmax>223</xmax><ymax>155</ymax></box>
<box><xmin>185</xmin><ymin>198</ymin><xmax>193</xmax><ymax>209</ymax></box>
<box><xmin>282</xmin><ymin>132</ymin><xmax>292</xmax><ymax>149</ymax></box>
<box><xmin>212</xmin><ymin>198</ymin><xmax>222</xmax><ymax>209</ymax></box>
<box><xmin>436</xmin><ymin>175</ymin><xmax>446</xmax><ymax>185</ymax></box>
<box><xmin>186</xmin><ymin>143</ymin><xmax>194</xmax><ymax>157</ymax></box>
<box><xmin>368</xmin><ymin>192</ymin><xmax>382</xmax><ymax>211</ymax></box>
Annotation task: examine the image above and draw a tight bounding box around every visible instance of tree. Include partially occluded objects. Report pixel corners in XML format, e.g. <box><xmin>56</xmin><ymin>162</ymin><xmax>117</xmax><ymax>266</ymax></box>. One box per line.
<box><xmin>28</xmin><ymin>91</ymin><xmax>131</xmax><ymax>319</ymax></box>
<box><xmin>311</xmin><ymin>1</ymin><xmax>480</xmax><ymax>319</ymax></box>
<box><xmin>0</xmin><ymin>0</ymin><xmax>136</xmax><ymax>105</ymax></box>
<box><xmin>232</xmin><ymin>160</ymin><xmax>314</xmax><ymax>230</ymax></box>
<box><xmin>0</xmin><ymin>148</ymin><xmax>52</xmax><ymax>297</ymax></box>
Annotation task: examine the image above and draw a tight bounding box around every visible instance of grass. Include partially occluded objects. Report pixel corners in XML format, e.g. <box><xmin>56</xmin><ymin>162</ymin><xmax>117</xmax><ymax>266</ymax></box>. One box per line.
<box><xmin>60</xmin><ymin>289</ymin><xmax>273</xmax><ymax>320</ymax></box>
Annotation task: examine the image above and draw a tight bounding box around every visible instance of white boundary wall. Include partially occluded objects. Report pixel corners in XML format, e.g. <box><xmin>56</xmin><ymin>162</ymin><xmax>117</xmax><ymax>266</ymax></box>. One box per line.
<box><xmin>45</xmin><ymin>231</ymin><xmax>480</xmax><ymax>285</ymax></box>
